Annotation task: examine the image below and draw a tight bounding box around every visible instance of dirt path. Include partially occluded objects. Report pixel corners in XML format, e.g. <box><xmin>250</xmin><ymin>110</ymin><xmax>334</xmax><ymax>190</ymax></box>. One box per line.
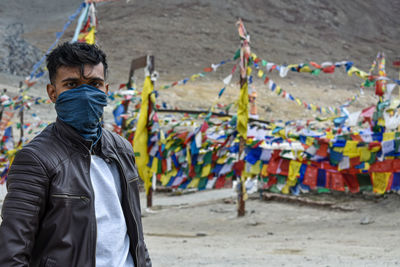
<box><xmin>141</xmin><ymin>189</ymin><xmax>400</xmax><ymax>266</ymax></box>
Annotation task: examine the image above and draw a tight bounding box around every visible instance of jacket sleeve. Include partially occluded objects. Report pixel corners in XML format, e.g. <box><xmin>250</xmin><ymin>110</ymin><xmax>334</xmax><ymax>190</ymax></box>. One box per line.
<box><xmin>0</xmin><ymin>149</ymin><xmax>49</xmax><ymax>266</ymax></box>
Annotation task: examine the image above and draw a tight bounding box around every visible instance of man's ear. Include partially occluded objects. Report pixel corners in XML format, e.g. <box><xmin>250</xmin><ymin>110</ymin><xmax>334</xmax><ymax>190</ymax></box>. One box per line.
<box><xmin>47</xmin><ymin>84</ymin><xmax>57</xmax><ymax>103</ymax></box>
<box><xmin>105</xmin><ymin>83</ymin><xmax>109</xmax><ymax>95</ymax></box>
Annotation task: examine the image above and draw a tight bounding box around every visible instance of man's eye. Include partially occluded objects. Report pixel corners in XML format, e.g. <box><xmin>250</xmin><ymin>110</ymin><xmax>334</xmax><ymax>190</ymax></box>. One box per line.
<box><xmin>91</xmin><ymin>82</ymin><xmax>102</xmax><ymax>88</ymax></box>
<box><xmin>66</xmin><ymin>82</ymin><xmax>77</xmax><ymax>88</ymax></box>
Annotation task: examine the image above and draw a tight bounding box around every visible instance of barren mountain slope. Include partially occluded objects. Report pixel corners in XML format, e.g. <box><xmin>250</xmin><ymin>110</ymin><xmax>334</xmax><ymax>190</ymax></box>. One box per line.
<box><xmin>0</xmin><ymin>0</ymin><xmax>399</xmax><ymax>120</ymax></box>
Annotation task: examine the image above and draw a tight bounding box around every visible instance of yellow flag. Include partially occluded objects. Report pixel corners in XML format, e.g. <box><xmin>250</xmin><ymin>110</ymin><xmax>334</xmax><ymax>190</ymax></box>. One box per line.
<box><xmin>299</xmin><ymin>65</ymin><xmax>312</xmax><ymax>73</ymax></box>
<box><xmin>7</xmin><ymin>149</ymin><xmax>18</xmax><ymax>167</ymax></box>
<box><xmin>359</xmin><ymin>147</ymin><xmax>371</xmax><ymax>162</ymax></box>
<box><xmin>281</xmin><ymin>161</ymin><xmax>301</xmax><ymax>194</ymax></box>
<box><xmin>306</xmin><ymin>137</ymin><xmax>314</xmax><ymax>146</ymax></box>
<box><xmin>133</xmin><ymin>76</ymin><xmax>153</xmax><ymax>195</ymax></box>
<box><xmin>383</xmin><ymin>132</ymin><xmax>395</xmax><ymax>141</ymax></box>
<box><xmin>325</xmin><ymin>131</ymin><xmax>334</xmax><ymax>140</ymax></box>
<box><xmin>79</xmin><ymin>27</ymin><xmax>96</xmax><ymax>45</ymax></box>
<box><xmin>201</xmin><ymin>164</ymin><xmax>212</xmax><ymax>177</ymax></box>
<box><xmin>261</xmin><ymin>164</ymin><xmax>269</xmax><ymax>177</ymax></box>
<box><xmin>241</xmin><ymin>176</ymin><xmax>248</xmax><ymax>201</ymax></box>
<box><xmin>186</xmin><ymin>145</ymin><xmax>191</xmax><ymax>165</ymax></box>
<box><xmin>310</xmin><ymin>104</ymin><xmax>317</xmax><ymax>112</ymax></box>
<box><xmin>191</xmin><ymin>74</ymin><xmax>200</xmax><ymax>80</ymax></box>
<box><xmin>249</xmin><ymin>161</ymin><xmax>261</xmax><ymax>174</ymax></box>
<box><xmin>287</xmin><ymin>160</ymin><xmax>302</xmax><ymax>187</ymax></box>
<box><xmin>347</xmin><ymin>66</ymin><xmax>359</xmax><ymax>77</ymax></box>
<box><xmin>281</xmin><ymin>184</ymin><xmax>290</xmax><ymax>194</ymax></box>
<box><xmin>161</xmin><ymin>169</ymin><xmax>177</xmax><ymax>186</ymax></box>
<box><xmin>348</xmin><ymin>66</ymin><xmax>368</xmax><ymax>79</ymax></box>
<box><xmin>237</xmin><ymin>81</ymin><xmax>249</xmax><ymax>138</ymax></box>
<box><xmin>343</xmin><ymin>140</ymin><xmax>359</xmax><ymax>158</ymax></box>
<box><xmin>86</xmin><ymin>27</ymin><xmax>96</xmax><ymax>44</ymax></box>
<box><xmin>150</xmin><ymin>157</ymin><xmax>158</xmax><ymax>173</ymax></box>
<box><xmin>372</xmin><ymin>172</ymin><xmax>391</xmax><ymax>194</ymax></box>
<box><xmin>187</xmin><ymin>178</ymin><xmax>200</xmax><ymax>188</ymax></box>
<box><xmin>217</xmin><ymin>156</ymin><xmax>227</xmax><ymax>164</ymax></box>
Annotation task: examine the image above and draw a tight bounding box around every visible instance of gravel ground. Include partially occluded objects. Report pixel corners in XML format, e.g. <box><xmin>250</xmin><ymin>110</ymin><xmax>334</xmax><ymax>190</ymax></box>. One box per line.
<box><xmin>1</xmin><ymin>187</ymin><xmax>399</xmax><ymax>266</ymax></box>
<box><xmin>141</xmin><ymin>189</ymin><xmax>400</xmax><ymax>267</ymax></box>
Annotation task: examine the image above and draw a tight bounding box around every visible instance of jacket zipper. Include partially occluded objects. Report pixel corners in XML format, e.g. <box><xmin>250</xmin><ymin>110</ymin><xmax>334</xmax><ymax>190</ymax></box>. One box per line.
<box><xmin>87</xmin><ymin>152</ymin><xmax>97</xmax><ymax>267</ymax></box>
<box><xmin>51</xmin><ymin>194</ymin><xmax>89</xmax><ymax>202</ymax></box>
<box><xmin>109</xmin><ymin>156</ymin><xmax>140</xmax><ymax>267</ymax></box>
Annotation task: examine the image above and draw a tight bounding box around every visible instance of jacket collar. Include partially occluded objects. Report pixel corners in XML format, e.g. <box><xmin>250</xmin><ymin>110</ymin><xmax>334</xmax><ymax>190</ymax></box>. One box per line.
<box><xmin>54</xmin><ymin>118</ymin><xmax>102</xmax><ymax>154</ymax></box>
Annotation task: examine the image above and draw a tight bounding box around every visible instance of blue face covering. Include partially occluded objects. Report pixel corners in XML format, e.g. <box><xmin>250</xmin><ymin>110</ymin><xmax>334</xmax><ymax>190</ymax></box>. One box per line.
<box><xmin>55</xmin><ymin>84</ymin><xmax>108</xmax><ymax>142</ymax></box>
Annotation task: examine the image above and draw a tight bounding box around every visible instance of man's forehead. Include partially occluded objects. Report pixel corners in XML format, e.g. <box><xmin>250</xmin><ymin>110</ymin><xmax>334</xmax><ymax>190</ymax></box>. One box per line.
<box><xmin>56</xmin><ymin>63</ymin><xmax>104</xmax><ymax>80</ymax></box>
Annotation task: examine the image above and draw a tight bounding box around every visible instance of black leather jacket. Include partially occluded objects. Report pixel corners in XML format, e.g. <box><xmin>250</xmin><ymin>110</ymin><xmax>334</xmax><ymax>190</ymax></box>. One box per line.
<box><xmin>0</xmin><ymin>119</ymin><xmax>151</xmax><ymax>267</ymax></box>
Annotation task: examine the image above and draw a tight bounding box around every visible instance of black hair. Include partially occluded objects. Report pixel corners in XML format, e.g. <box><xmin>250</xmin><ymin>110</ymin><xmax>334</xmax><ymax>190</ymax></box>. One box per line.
<box><xmin>46</xmin><ymin>42</ymin><xmax>108</xmax><ymax>84</ymax></box>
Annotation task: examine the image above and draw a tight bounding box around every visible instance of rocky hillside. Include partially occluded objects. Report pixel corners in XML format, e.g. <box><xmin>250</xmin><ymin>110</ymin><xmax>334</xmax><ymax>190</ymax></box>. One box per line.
<box><xmin>0</xmin><ymin>0</ymin><xmax>399</xmax><ymax>120</ymax></box>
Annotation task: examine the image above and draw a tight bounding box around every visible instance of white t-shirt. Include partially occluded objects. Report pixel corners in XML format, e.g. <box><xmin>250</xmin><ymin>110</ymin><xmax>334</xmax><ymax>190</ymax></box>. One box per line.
<box><xmin>90</xmin><ymin>155</ymin><xmax>134</xmax><ymax>267</ymax></box>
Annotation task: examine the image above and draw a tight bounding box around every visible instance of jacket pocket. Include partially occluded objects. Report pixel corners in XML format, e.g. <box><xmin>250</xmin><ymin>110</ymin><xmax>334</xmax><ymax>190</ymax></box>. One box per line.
<box><xmin>127</xmin><ymin>176</ymin><xmax>139</xmax><ymax>183</ymax></box>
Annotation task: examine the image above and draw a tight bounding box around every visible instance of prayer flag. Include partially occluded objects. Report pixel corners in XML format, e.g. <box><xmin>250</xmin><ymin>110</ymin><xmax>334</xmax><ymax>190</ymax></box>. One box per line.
<box><xmin>133</xmin><ymin>76</ymin><xmax>154</xmax><ymax>195</ymax></box>
<box><xmin>237</xmin><ymin>81</ymin><xmax>249</xmax><ymax>138</ymax></box>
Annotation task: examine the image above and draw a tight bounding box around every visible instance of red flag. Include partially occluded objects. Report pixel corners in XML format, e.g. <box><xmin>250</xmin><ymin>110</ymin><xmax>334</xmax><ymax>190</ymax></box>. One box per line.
<box><xmin>370</xmin><ymin>160</ymin><xmax>393</xmax><ymax>173</ymax></box>
<box><xmin>350</xmin><ymin>157</ymin><xmax>361</xmax><ymax>168</ymax></box>
<box><xmin>266</xmin><ymin>176</ymin><xmax>277</xmax><ymax>188</ymax></box>
<box><xmin>316</xmin><ymin>142</ymin><xmax>329</xmax><ymax>157</ymax></box>
<box><xmin>342</xmin><ymin>173</ymin><xmax>359</xmax><ymax>193</ymax></box>
<box><xmin>392</xmin><ymin>159</ymin><xmax>400</xmax><ymax>172</ymax></box>
<box><xmin>375</xmin><ymin>80</ymin><xmax>385</xmax><ymax>96</ymax></box>
<box><xmin>278</xmin><ymin>159</ymin><xmax>290</xmax><ymax>176</ymax></box>
<box><xmin>310</xmin><ymin>61</ymin><xmax>321</xmax><ymax>69</ymax></box>
<box><xmin>215</xmin><ymin>175</ymin><xmax>226</xmax><ymax>189</ymax></box>
<box><xmin>233</xmin><ymin>160</ymin><xmax>245</xmax><ymax>177</ymax></box>
<box><xmin>327</xmin><ymin>172</ymin><xmax>345</xmax><ymax>191</ymax></box>
<box><xmin>200</xmin><ymin>121</ymin><xmax>209</xmax><ymax>133</ymax></box>
<box><xmin>322</xmin><ymin>65</ymin><xmax>335</xmax><ymax>73</ymax></box>
<box><xmin>303</xmin><ymin>165</ymin><xmax>318</xmax><ymax>189</ymax></box>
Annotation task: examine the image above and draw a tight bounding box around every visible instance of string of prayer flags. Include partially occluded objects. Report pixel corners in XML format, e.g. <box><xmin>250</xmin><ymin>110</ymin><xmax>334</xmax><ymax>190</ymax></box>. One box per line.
<box><xmin>250</xmin><ymin>52</ymin><xmax>400</xmax><ymax>85</ymax></box>
<box><xmin>260</xmin><ymin>76</ymin><xmax>361</xmax><ymax>115</ymax></box>
<box><xmin>27</xmin><ymin>2</ymin><xmax>86</xmax><ymax>82</ymax></box>
<box><xmin>158</xmin><ymin>58</ymin><xmax>232</xmax><ymax>90</ymax></box>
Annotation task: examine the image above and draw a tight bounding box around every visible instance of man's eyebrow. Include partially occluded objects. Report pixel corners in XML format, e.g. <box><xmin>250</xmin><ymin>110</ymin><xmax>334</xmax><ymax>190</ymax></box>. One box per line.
<box><xmin>60</xmin><ymin>77</ymin><xmax>105</xmax><ymax>83</ymax></box>
<box><xmin>61</xmin><ymin>77</ymin><xmax>80</xmax><ymax>83</ymax></box>
<box><xmin>88</xmin><ymin>77</ymin><xmax>105</xmax><ymax>82</ymax></box>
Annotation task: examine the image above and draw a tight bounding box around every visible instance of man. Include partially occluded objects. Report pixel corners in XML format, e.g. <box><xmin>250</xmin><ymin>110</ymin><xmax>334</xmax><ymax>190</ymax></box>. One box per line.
<box><xmin>0</xmin><ymin>42</ymin><xmax>151</xmax><ymax>267</ymax></box>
